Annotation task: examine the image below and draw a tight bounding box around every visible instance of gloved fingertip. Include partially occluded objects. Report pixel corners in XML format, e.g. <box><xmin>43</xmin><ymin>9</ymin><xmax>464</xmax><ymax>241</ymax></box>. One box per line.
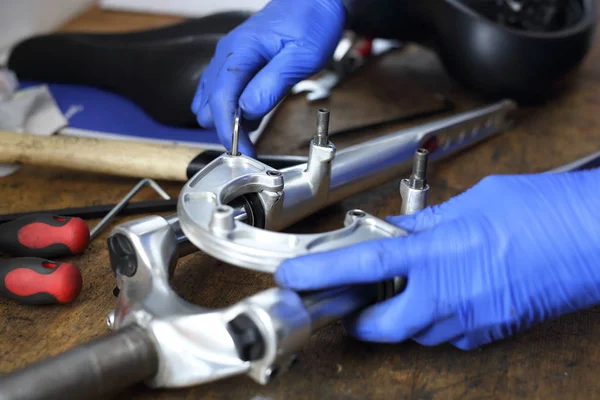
<box><xmin>239</xmin><ymin>91</ymin><xmax>269</xmax><ymax>121</ymax></box>
<box><xmin>241</xmin><ymin>145</ymin><xmax>257</xmax><ymax>159</ymax></box>
<box><xmin>345</xmin><ymin>324</ymin><xmax>380</xmax><ymax>342</ymax></box>
<box><xmin>191</xmin><ymin>94</ymin><xmax>201</xmax><ymax>114</ymax></box>
<box><xmin>274</xmin><ymin>260</ymin><xmax>305</xmax><ymax>289</ymax></box>
<box><xmin>450</xmin><ymin>336</ymin><xmax>481</xmax><ymax>351</ymax></box>
<box><xmin>342</xmin><ymin>308</ymin><xmax>389</xmax><ymax>342</ymax></box>
<box><xmin>387</xmin><ymin>207</ymin><xmax>445</xmax><ymax>233</ymax></box>
<box><xmin>275</xmin><ymin>257</ymin><xmax>327</xmax><ymax>290</ymax></box>
<box><xmin>273</xmin><ymin>264</ymin><xmax>291</xmax><ymax>287</ymax></box>
<box><xmin>238</xmin><ymin>130</ymin><xmax>257</xmax><ymax>158</ymax></box>
<box><xmin>191</xmin><ymin>78</ymin><xmax>208</xmax><ymax>115</ymax></box>
<box><xmin>196</xmin><ymin>104</ymin><xmax>215</xmax><ymax>130</ymax></box>
<box><xmin>386</xmin><ymin>214</ymin><xmax>419</xmax><ymax>232</ymax></box>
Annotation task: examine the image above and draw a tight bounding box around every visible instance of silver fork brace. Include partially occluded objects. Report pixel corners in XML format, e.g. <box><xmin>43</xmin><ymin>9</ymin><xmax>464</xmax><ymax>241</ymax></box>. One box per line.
<box><xmin>109</xmin><ymin>99</ymin><xmax>517</xmax><ymax>388</ymax></box>
<box><xmin>0</xmin><ymin>100</ymin><xmax>517</xmax><ymax>400</ymax></box>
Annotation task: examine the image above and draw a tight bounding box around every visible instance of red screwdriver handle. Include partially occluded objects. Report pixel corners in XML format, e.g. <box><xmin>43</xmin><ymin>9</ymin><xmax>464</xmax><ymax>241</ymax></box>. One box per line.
<box><xmin>0</xmin><ymin>215</ymin><xmax>90</xmax><ymax>258</ymax></box>
<box><xmin>0</xmin><ymin>258</ymin><xmax>83</xmax><ymax>305</ymax></box>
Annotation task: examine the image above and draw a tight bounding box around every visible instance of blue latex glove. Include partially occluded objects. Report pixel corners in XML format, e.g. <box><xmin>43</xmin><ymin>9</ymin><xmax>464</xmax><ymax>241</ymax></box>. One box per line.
<box><xmin>191</xmin><ymin>0</ymin><xmax>346</xmax><ymax>157</ymax></box>
<box><xmin>275</xmin><ymin>170</ymin><xmax>600</xmax><ymax>350</ymax></box>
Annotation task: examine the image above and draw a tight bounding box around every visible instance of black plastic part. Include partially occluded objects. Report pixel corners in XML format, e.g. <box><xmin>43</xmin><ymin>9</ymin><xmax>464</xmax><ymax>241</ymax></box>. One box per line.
<box><xmin>227</xmin><ymin>196</ymin><xmax>255</xmax><ymax>227</ymax></box>
<box><xmin>7</xmin><ymin>12</ymin><xmax>252</xmax><ymax>127</ymax></box>
<box><xmin>227</xmin><ymin>314</ymin><xmax>266</xmax><ymax>362</ymax></box>
<box><xmin>344</xmin><ymin>0</ymin><xmax>598</xmax><ymax>101</ymax></box>
<box><xmin>108</xmin><ymin>234</ymin><xmax>138</xmax><ymax>277</ymax></box>
<box><xmin>244</xmin><ymin>194</ymin><xmax>266</xmax><ymax>229</ymax></box>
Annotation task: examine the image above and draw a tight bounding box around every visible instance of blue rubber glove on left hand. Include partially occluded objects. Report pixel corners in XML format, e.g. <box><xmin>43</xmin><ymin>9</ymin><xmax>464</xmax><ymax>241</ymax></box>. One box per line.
<box><xmin>191</xmin><ymin>0</ymin><xmax>346</xmax><ymax>157</ymax></box>
<box><xmin>275</xmin><ymin>170</ymin><xmax>600</xmax><ymax>350</ymax></box>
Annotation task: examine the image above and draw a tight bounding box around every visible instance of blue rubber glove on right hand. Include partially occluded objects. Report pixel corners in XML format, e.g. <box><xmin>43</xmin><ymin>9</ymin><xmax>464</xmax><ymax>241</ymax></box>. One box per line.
<box><xmin>191</xmin><ymin>0</ymin><xmax>346</xmax><ymax>157</ymax></box>
<box><xmin>275</xmin><ymin>170</ymin><xmax>600</xmax><ymax>350</ymax></box>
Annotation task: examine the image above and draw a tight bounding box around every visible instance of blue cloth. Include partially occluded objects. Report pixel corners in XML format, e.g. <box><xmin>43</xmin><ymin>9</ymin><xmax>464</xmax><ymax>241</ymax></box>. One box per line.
<box><xmin>19</xmin><ymin>80</ymin><xmax>221</xmax><ymax>145</ymax></box>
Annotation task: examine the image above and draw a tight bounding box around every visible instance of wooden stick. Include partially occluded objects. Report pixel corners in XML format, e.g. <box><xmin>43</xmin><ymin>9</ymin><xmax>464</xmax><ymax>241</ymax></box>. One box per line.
<box><xmin>0</xmin><ymin>130</ymin><xmax>202</xmax><ymax>181</ymax></box>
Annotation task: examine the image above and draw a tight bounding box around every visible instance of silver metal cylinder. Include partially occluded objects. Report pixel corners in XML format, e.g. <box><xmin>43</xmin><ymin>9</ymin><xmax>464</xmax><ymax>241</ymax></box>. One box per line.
<box><xmin>230</xmin><ymin>107</ymin><xmax>241</xmax><ymax>156</ymax></box>
<box><xmin>550</xmin><ymin>150</ymin><xmax>600</xmax><ymax>172</ymax></box>
<box><xmin>409</xmin><ymin>148</ymin><xmax>429</xmax><ymax>189</ymax></box>
<box><xmin>400</xmin><ymin>181</ymin><xmax>430</xmax><ymax>216</ymax></box>
<box><xmin>314</xmin><ymin>109</ymin><xmax>330</xmax><ymax>147</ymax></box>
<box><xmin>301</xmin><ymin>286</ymin><xmax>376</xmax><ymax>331</ymax></box>
<box><xmin>0</xmin><ymin>324</ymin><xmax>158</xmax><ymax>400</ymax></box>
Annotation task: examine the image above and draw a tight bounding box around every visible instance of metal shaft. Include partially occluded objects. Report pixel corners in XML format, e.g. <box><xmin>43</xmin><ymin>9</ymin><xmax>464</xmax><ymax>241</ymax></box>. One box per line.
<box><xmin>409</xmin><ymin>148</ymin><xmax>429</xmax><ymax>189</ymax></box>
<box><xmin>550</xmin><ymin>150</ymin><xmax>600</xmax><ymax>172</ymax></box>
<box><xmin>400</xmin><ymin>148</ymin><xmax>430</xmax><ymax>217</ymax></box>
<box><xmin>90</xmin><ymin>179</ymin><xmax>171</xmax><ymax>241</ymax></box>
<box><xmin>0</xmin><ymin>324</ymin><xmax>158</xmax><ymax>400</ymax></box>
<box><xmin>314</xmin><ymin>109</ymin><xmax>330</xmax><ymax>147</ymax></box>
<box><xmin>273</xmin><ymin>100</ymin><xmax>516</xmax><ymax>231</ymax></box>
<box><xmin>231</xmin><ymin>107</ymin><xmax>241</xmax><ymax>156</ymax></box>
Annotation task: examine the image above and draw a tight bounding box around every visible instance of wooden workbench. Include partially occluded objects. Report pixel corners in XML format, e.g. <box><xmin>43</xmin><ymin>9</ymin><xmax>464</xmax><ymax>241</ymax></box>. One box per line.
<box><xmin>1</xmin><ymin>6</ymin><xmax>600</xmax><ymax>400</ymax></box>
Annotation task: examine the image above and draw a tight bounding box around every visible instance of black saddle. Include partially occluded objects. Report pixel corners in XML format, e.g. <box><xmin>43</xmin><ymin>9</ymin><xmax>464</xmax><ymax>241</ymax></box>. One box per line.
<box><xmin>7</xmin><ymin>12</ymin><xmax>252</xmax><ymax>127</ymax></box>
<box><xmin>7</xmin><ymin>1</ymin><xmax>598</xmax><ymax>128</ymax></box>
<box><xmin>346</xmin><ymin>0</ymin><xmax>598</xmax><ymax>101</ymax></box>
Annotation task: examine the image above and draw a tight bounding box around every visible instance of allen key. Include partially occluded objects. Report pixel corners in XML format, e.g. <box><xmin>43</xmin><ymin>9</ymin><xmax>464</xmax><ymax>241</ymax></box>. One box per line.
<box><xmin>89</xmin><ymin>179</ymin><xmax>171</xmax><ymax>241</ymax></box>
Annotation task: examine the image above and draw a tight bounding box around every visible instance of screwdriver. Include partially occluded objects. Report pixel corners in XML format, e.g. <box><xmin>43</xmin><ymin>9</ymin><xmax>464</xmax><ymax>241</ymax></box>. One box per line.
<box><xmin>0</xmin><ymin>258</ymin><xmax>83</xmax><ymax>305</ymax></box>
<box><xmin>0</xmin><ymin>215</ymin><xmax>90</xmax><ymax>258</ymax></box>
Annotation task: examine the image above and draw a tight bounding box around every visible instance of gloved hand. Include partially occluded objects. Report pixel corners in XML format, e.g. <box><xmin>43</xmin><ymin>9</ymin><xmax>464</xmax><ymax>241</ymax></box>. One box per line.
<box><xmin>191</xmin><ymin>0</ymin><xmax>346</xmax><ymax>157</ymax></box>
<box><xmin>275</xmin><ymin>170</ymin><xmax>600</xmax><ymax>350</ymax></box>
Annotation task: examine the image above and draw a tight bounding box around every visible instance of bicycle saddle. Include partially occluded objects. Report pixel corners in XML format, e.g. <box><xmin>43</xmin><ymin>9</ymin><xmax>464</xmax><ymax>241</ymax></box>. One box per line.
<box><xmin>346</xmin><ymin>0</ymin><xmax>598</xmax><ymax>101</ymax></box>
<box><xmin>7</xmin><ymin>12</ymin><xmax>252</xmax><ymax>127</ymax></box>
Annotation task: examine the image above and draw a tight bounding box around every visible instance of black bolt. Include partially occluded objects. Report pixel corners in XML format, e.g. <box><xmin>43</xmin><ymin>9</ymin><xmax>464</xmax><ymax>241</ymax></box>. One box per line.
<box><xmin>107</xmin><ymin>234</ymin><xmax>138</xmax><ymax>277</ymax></box>
<box><xmin>227</xmin><ymin>314</ymin><xmax>265</xmax><ymax>362</ymax></box>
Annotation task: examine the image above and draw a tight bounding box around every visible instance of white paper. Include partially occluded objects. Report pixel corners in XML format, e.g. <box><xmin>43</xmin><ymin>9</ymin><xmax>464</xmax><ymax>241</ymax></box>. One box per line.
<box><xmin>98</xmin><ymin>0</ymin><xmax>270</xmax><ymax>17</ymax></box>
<box><xmin>0</xmin><ymin>85</ymin><xmax>68</xmax><ymax>177</ymax></box>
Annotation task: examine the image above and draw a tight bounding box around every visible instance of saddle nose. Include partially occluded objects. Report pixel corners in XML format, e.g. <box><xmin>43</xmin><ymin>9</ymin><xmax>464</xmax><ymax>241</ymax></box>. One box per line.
<box><xmin>7</xmin><ymin>11</ymin><xmax>252</xmax><ymax>128</ymax></box>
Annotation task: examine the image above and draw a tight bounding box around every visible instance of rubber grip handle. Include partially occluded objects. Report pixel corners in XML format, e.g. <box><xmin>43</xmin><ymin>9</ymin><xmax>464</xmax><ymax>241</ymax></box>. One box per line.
<box><xmin>0</xmin><ymin>258</ymin><xmax>83</xmax><ymax>305</ymax></box>
<box><xmin>0</xmin><ymin>215</ymin><xmax>90</xmax><ymax>258</ymax></box>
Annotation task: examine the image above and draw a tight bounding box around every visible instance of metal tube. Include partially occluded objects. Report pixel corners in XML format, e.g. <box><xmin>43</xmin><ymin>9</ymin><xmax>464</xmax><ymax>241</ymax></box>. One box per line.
<box><xmin>275</xmin><ymin>100</ymin><xmax>515</xmax><ymax>230</ymax></box>
<box><xmin>549</xmin><ymin>150</ymin><xmax>600</xmax><ymax>172</ymax></box>
<box><xmin>90</xmin><ymin>179</ymin><xmax>171</xmax><ymax>241</ymax></box>
<box><xmin>314</xmin><ymin>109</ymin><xmax>330</xmax><ymax>147</ymax></box>
<box><xmin>301</xmin><ymin>285</ymin><xmax>377</xmax><ymax>331</ymax></box>
<box><xmin>0</xmin><ymin>324</ymin><xmax>158</xmax><ymax>400</ymax></box>
<box><xmin>165</xmin><ymin>204</ymin><xmax>248</xmax><ymax>259</ymax></box>
<box><xmin>230</xmin><ymin>107</ymin><xmax>241</xmax><ymax>156</ymax></box>
<box><xmin>409</xmin><ymin>148</ymin><xmax>429</xmax><ymax>189</ymax></box>
<box><xmin>326</xmin><ymin>100</ymin><xmax>514</xmax><ymax>206</ymax></box>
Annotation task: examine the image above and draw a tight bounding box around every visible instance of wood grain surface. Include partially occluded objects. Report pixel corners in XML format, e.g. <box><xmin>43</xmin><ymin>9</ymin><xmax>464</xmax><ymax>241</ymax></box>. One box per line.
<box><xmin>1</xmin><ymin>5</ymin><xmax>600</xmax><ymax>400</ymax></box>
<box><xmin>0</xmin><ymin>130</ymin><xmax>201</xmax><ymax>181</ymax></box>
